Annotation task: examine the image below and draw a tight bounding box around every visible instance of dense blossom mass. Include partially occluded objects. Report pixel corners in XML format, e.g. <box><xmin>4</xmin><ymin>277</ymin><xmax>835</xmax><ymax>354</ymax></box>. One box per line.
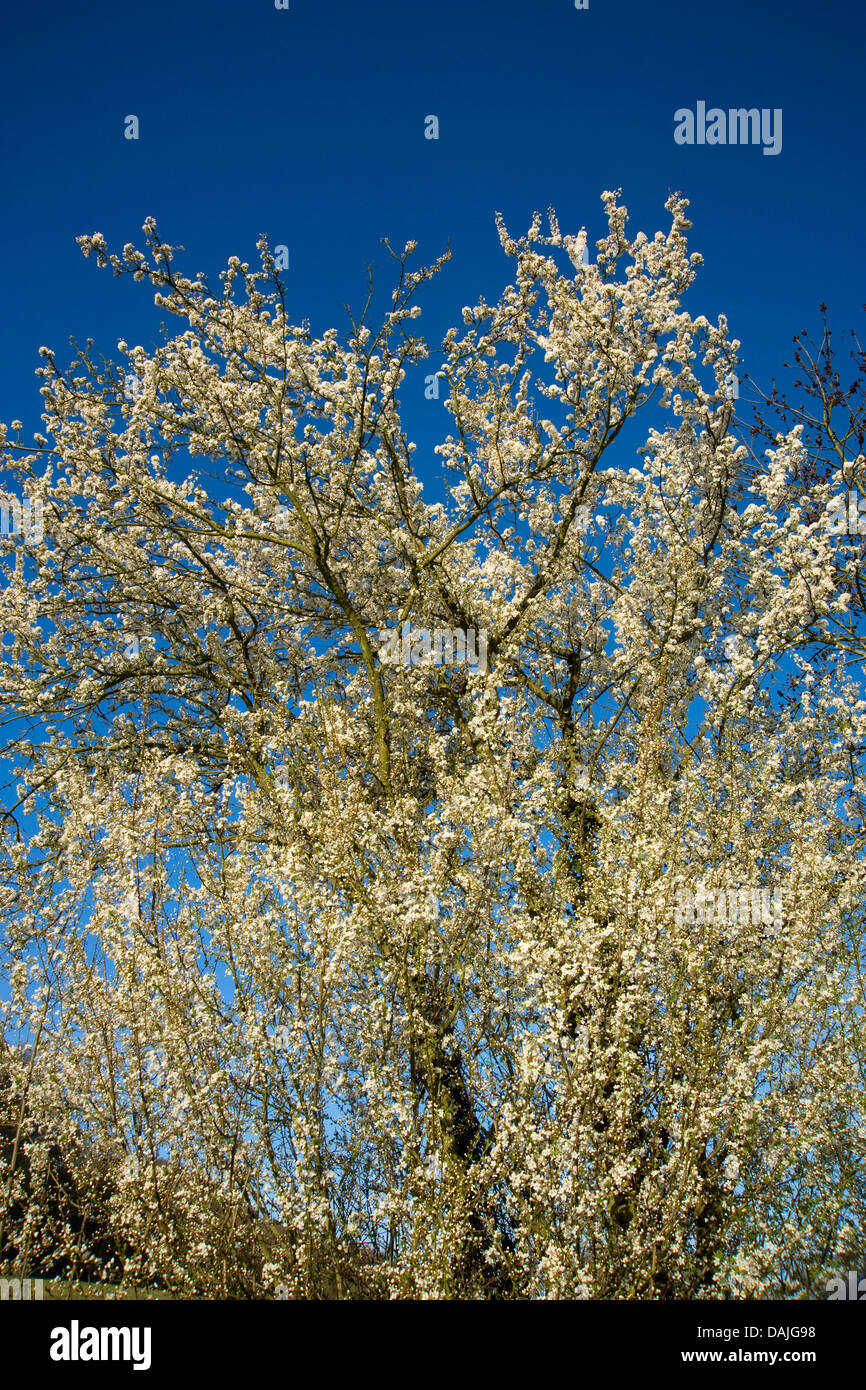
<box><xmin>0</xmin><ymin>193</ymin><xmax>863</xmax><ymax>1298</ymax></box>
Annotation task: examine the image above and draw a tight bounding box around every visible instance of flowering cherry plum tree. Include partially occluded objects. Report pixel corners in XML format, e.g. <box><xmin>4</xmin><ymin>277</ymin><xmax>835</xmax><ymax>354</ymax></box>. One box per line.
<box><xmin>0</xmin><ymin>193</ymin><xmax>863</xmax><ymax>1298</ymax></box>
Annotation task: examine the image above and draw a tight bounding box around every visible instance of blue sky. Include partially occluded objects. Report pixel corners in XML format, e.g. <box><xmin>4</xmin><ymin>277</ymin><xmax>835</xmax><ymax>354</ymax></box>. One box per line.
<box><xmin>0</xmin><ymin>0</ymin><xmax>862</xmax><ymax>454</ymax></box>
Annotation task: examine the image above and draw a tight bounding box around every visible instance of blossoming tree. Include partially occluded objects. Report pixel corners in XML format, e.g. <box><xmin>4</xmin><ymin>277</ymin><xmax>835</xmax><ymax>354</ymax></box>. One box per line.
<box><xmin>0</xmin><ymin>193</ymin><xmax>863</xmax><ymax>1298</ymax></box>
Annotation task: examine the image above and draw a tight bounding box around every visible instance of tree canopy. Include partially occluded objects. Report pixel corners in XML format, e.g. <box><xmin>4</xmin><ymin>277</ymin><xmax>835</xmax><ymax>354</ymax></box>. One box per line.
<box><xmin>1</xmin><ymin>192</ymin><xmax>864</xmax><ymax>1298</ymax></box>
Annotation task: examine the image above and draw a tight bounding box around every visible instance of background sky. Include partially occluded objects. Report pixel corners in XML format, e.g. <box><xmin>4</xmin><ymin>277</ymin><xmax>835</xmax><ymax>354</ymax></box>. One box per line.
<box><xmin>0</xmin><ymin>0</ymin><xmax>863</xmax><ymax>463</ymax></box>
